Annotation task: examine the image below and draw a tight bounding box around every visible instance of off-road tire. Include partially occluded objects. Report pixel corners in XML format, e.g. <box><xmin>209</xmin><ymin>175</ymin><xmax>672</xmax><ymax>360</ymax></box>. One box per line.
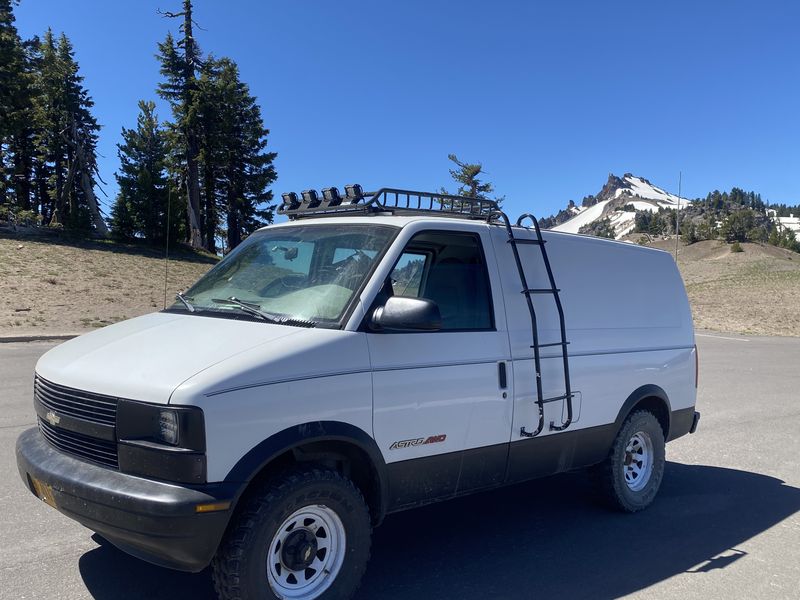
<box><xmin>592</xmin><ymin>410</ymin><xmax>666</xmax><ymax>512</ymax></box>
<box><xmin>212</xmin><ymin>467</ymin><xmax>372</xmax><ymax>600</ymax></box>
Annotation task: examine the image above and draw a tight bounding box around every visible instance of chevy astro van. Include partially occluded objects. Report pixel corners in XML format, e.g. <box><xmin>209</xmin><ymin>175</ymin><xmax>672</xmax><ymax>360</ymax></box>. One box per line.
<box><xmin>17</xmin><ymin>186</ymin><xmax>699</xmax><ymax>600</ymax></box>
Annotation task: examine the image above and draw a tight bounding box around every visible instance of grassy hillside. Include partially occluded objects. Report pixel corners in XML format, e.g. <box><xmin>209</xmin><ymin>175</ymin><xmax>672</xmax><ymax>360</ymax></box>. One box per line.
<box><xmin>0</xmin><ymin>234</ymin><xmax>216</xmax><ymax>335</ymax></box>
<box><xmin>1</xmin><ymin>234</ymin><xmax>798</xmax><ymax>337</ymax></box>
<box><xmin>645</xmin><ymin>239</ymin><xmax>800</xmax><ymax>337</ymax></box>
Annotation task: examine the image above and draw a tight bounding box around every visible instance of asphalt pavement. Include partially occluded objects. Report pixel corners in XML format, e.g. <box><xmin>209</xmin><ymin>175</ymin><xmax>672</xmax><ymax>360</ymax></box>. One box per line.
<box><xmin>1</xmin><ymin>333</ymin><xmax>798</xmax><ymax>599</ymax></box>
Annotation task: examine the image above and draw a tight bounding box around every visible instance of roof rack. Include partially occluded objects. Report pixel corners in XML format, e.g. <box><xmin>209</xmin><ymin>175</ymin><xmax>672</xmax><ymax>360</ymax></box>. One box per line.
<box><xmin>277</xmin><ymin>185</ymin><xmax>500</xmax><ymax>221</ymax></box>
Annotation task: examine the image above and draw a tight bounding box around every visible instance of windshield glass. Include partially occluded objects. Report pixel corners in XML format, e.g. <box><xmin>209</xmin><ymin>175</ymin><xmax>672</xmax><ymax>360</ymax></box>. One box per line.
<box><xmin>172</xmin><ymin>224</ymin><xmax>397</xmax><ymax>325</ymax></box>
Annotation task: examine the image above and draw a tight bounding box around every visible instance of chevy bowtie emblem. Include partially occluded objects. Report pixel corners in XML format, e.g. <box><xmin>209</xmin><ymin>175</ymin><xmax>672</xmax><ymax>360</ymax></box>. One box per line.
<box><xmin>45</xmin><ymin>411</ymin><xmax>60</xmax><ymax>426</ymax></box>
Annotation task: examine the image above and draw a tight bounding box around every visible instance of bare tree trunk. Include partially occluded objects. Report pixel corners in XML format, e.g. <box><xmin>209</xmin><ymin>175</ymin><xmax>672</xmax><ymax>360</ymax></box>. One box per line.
<box><xmin>161</xmin><ymin>0</ymin><xmax>204</xmax><ymax>249</ymax></box>
<box><xmin>183</xmin><ymin>2</ymin><xmax>203</xmax><ymax>249</ymax></box>
<box><xmin>54</xmin><ymin>150</ymin><xmax>77</xmax><ymax>227</ymax></box>
<box><xmin>62</xmin><ymin>120</ymin><xmax>108</xmax><ymax>235</ymax></box>
<box><xmin>226</xmin><ymin>166</ymin><xmax>241</xmax><ymax>250</ymax></box>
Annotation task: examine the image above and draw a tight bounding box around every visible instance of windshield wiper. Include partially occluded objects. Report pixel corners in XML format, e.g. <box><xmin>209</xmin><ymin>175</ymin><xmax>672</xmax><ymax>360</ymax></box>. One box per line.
<box><xmin>175</xmin><ymin>292</ymin><xmax>196</xmax><ymax>313</ymax></box>
<box><xmin>211</xmin><ymin>297</ymin><xmax>316</xmax><ymax>328</ymax></box>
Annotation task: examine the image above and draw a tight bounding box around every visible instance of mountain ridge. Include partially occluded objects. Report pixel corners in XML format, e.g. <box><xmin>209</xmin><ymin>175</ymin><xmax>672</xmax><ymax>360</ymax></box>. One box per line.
<box><xmin>543</xmin><ymin>173</ymin><xmax>688</xmax><ymax>239</ymax></box>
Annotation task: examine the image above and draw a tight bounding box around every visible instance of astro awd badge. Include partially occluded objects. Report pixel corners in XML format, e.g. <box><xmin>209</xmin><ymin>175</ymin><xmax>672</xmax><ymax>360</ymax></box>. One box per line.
<box><xmin>389</xmin><ymin>434</ymin><xmax>447</xmax><ymax>450</ymax></box>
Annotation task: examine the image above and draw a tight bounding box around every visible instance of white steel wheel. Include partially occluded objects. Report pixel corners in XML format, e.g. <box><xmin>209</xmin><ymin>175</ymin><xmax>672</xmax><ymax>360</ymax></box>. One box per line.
<box><xmin>266</xmin><ymin>504</ymin><xmax>346</xmax><ymax>599</ymax></box>
<box><xmin>213</xmin><ymin>468</ymin><xmax>372</xmax><ymax>600</ymax></box>
<box><xmin>623</xmin><ymin>431</ymin><xmax>654</xmax><ymax>492</ymax></box>
<box><xmin>591</xmin><ymin>410</ymin><xmax>666</xmax><ymax>513</ymax></box>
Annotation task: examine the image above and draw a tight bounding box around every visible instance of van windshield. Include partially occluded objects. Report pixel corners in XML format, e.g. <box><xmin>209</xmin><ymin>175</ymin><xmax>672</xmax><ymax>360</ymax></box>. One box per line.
<box><xmin>171</xmin><ymin>224</ymin><xmax>397</xmax><ymax>326</ymax></box>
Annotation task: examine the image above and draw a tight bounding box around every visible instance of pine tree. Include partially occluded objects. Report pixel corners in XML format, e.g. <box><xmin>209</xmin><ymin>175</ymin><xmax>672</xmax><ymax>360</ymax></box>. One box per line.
<box><xmin>157</xmin><ymin>1</ymin><xmax>204</xmax><ymax>249</ymax></box>
<box><xmin>719</xmin><ymin>209</ymin><xmax>755</xmax><ymax>242</ymax></box>
<box><xmin>110</xmin><ymin>100</ymin><xmax>176</xmax><ymax>243</ymax></box>
<box><xmin>198</xmin><ymin>57</ymin><xmax>276</xmax><ymax>251</ymax></box>
<box><xmin>441</xmin><ymin>154</ymin><xmax>503</xmax><ymax>207</ymax></box>
<box><xmin>0</xmin><ymin>0</ymin><xmax>29</xmax><ymax>209</ymax></box>
<box><xmin>681</xmin><ymin>220</ymin><xmax>699</xmax><ymax>245</ymax></box>
<box><xmin>31</xmin><ymin>30</ymin><xmax>103</xmax><ymax>232</ymax></box>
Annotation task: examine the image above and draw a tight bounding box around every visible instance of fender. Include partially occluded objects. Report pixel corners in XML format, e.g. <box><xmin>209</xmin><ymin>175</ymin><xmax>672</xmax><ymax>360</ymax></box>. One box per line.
<box><xmin>224</xmin><ymin>421</ymin><xmax>389</xmax><ymax>523</ymax></box>
<box><xmin>612</xmin><ymin>384</ymin><xmax>672</xmax><ymax>437</ymax></box>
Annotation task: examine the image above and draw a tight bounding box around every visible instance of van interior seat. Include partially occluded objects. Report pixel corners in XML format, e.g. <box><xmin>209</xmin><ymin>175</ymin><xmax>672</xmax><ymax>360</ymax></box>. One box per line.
<box><xmin>423</xmin><ymin>258</ymin><xmax>491</xmax><ymax>330</ymax></box>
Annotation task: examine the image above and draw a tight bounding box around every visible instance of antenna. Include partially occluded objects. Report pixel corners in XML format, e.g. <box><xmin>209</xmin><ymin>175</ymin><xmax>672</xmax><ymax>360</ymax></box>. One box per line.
<box><xmin>675</xmin><ymin>171</ymin><xmax>682</xmax><ymax>263</ymax></box>
<box><xmin>163</xmin><ymin>186</ymin><xmax>171</xmax><ymax>309</ymax></box>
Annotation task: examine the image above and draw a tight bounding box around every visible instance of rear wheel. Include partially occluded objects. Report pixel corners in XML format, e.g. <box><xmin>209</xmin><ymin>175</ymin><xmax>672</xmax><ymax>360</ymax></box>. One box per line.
<box><xmin>592</xmin><ymin>410</ymin><xmax>666</xmax><ymax>512</ymax></box>
<box><xmin>212</xmin><ymin>467</ymin><xmax>371</xmax><ymax>600</ymax></box>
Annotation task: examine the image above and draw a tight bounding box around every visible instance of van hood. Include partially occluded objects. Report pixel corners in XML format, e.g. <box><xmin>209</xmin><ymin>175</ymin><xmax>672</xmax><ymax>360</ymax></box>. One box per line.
<box><xmin>35</xmin><ymin>312</ymin><xmax>304</xmax><ymax>404</ymax></box>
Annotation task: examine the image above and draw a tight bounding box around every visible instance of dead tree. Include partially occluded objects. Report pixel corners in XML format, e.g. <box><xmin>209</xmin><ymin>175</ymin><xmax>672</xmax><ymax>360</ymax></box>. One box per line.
<box><xmin>159</xmin><ymin>0</ymin><xmax>203</xmax><ymax>249</ymax></box>
<box><xmin>59</xmin><ymin>119</ymin><xmax>109</xmax><ymax>235</ymax></box>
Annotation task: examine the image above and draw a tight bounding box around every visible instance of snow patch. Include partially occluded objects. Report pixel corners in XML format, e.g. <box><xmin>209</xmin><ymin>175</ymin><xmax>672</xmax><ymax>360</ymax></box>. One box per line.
<box><xmin>552</xmin><ymin>200</ymin><xmax>611</xmax><ymax>234</ymax></box>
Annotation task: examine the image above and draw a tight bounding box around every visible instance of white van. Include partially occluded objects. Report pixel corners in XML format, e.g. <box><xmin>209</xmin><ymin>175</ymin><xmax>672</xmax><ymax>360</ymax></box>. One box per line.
<box><xmin>17</xmin><ymin>186</ymin><xmax>699</xmax><ymax>600</ymax></box>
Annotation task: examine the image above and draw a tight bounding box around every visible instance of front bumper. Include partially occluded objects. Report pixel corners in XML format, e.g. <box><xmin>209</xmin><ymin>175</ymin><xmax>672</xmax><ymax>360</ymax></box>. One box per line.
<box><xmin>16</xmin><ymin>427</ymin><xmax>236</xmax><ymax>572</ymax></box>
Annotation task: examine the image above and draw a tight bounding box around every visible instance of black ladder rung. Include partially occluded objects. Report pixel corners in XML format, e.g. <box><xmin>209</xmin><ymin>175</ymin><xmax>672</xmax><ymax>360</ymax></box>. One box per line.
<box><xmin>508</xmin><ymin>238</ymin><xmax>545</xmax><ymax>245</ymax></box>
<box><xmin>531</xmin><ymin>341</ymin><xmax>570</xmax><ymax>348</ymax></box>
<box><xmin>522</xmin><ymin>288</ymin><xmax>561</xmax><ymax>294</ymax></box>
<box><xmin>541</xmin><ymin>393</ymin><xmax>575</xmax><ymax>404</ymax></box>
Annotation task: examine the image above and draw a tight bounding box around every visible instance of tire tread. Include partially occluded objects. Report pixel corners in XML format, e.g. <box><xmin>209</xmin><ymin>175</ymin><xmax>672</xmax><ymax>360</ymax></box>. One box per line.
<box><xmin>212</xmin><ymin>467</ymin><xmax>371</xmax><ymax>600</ymax></box>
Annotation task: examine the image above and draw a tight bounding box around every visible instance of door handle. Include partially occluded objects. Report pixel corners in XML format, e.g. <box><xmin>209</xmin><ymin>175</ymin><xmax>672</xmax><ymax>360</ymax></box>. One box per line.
<box><xmin>498</xmin><ymin>362</ymin><xmax>507</xmax><ymax>389</ymax></box>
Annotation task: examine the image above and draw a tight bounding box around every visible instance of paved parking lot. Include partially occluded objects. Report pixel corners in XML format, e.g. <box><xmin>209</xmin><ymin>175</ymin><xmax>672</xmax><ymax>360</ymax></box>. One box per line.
<box><xmin>1</xmin><ymin>333</ymin><xmax>798</xmax><ymax>599</ymax></box>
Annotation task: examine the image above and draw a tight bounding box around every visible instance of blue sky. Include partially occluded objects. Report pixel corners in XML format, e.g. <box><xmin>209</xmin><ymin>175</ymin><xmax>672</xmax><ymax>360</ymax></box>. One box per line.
<box><xmin>14</xmin><ymin>0</ymin><xmax>800</xmax><ymax>219</ymax></box>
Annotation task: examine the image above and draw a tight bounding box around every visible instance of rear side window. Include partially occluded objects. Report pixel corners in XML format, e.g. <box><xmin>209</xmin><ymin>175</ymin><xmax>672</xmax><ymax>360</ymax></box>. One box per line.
<box><xmin>389</xmin><ymin>231</ymin><xmax>493</xmax><ymax>330</ymax></box>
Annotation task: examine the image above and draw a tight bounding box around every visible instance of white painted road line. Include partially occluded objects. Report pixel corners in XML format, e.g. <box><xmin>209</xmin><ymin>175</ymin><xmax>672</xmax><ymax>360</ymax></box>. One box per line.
<box><xmin>695</xmin><ymin>333</ymin><xmax>750</xmax><ymax>342</ymax></box>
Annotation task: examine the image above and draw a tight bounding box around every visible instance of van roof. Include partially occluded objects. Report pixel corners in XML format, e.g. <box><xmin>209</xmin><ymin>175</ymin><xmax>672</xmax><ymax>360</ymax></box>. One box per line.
<box><xmin>259</xmin><ymin>215</ymin><xmax>673</xmax><ymax>257</ymax></box>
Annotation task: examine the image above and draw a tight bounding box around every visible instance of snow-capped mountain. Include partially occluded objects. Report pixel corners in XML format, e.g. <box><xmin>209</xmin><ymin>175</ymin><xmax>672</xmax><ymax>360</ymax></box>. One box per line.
<box><xmin>551</xmin><ymin>173</ymin><xmax>689</xmax><ymax>239</ymax></box>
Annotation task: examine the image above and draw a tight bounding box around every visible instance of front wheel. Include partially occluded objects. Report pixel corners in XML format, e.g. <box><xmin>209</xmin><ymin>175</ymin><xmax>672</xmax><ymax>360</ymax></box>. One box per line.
<box><xmin>212</xmin><ymin>467</ymin><xmax>372</xmax><ymax>600</ymax></box>
<box><xmin>592</xmin><ymin>410</ymin><xmax>666</xmax><ymax>512</ymax></box>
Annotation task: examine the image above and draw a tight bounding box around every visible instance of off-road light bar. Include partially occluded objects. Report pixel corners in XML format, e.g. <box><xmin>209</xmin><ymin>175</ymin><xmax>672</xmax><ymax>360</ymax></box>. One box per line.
<box><xmin>277</xmin><ymin>185</ymin><xmax>499</xmax><ymax>222</ymax></box>
<box><xmin>345</xmin><ymin>184</ymin><xmax>364</xmax><ymax>202</ymax></box>
<box><xmin>281</xmin><ymin>191</ymin><xmax>300</xmax><ymax>210</ymax></box>
<box><xmin>301</xmin><ymin>189</ymin><xmax>321</xmax><ymax>208</ymax></box>
<box><xmin>321</xmin><ymin>187</ymin><xmax>342</xmax><ymax>206</ymax></box>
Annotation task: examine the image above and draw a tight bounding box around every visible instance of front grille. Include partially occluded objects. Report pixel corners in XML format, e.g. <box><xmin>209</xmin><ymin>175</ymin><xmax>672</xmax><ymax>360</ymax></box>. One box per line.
<box><xmin>38</xmin><ymin>417</ymin><xmax>119</xmax><ymax>468</ymax></box>
<box><xmin>35</xmin><ymin>375</ymin><xmax>117</xmax><ymax>426</ymax></box>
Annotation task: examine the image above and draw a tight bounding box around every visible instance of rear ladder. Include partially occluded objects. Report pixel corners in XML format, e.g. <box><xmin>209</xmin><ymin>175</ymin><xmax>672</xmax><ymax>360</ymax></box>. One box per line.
<box><xmin>488</xmin><ymin>211</ymin><xmax>574</xmax><ymax>437</ymax></box>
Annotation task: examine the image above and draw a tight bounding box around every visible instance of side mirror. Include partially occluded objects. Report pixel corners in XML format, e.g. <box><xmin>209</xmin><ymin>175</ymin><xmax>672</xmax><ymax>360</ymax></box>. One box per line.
<box><xmin>371</xmin><ymin>297</ymin><xmax>442</xmax><ymax>332</ymax></box>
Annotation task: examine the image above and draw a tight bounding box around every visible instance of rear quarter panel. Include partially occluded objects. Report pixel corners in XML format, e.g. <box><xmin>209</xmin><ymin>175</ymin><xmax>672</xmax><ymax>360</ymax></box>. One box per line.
<box><xmin>491</xmin><ymin>227</ymin><xmax>696</xmax><ymax>435</ymax></box>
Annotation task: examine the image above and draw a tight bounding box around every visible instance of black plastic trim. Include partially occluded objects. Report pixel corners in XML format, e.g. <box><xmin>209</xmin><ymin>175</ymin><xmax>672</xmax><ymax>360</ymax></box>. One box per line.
<box><xmin>505</xmin><ymin>424</ymin><xmax>616</xmax><ymax>484</ymax></box>
<box><xmin>690</xmin><ymin>410</ymin><xmax>701</xmax><ymax>433</ymax></box>
<box><xmin>613</xmin><ymin>384</ymin><xmax>672</xmax><ymax>436</ymax></box>
<box><xmin>118</xmin><ymin>442</ymin><xmax>207</xmax><ymax>484</ymax></box>
<box><xmin>668</xmin><ymin>407</ymin><xmax>698</xmax><ymax>441</ymax></box>
<box><xmin>16</xmin><ymin>427</ymin><xmax>234</xmax><ymax>572</ymax></box>
<box><xmin>385</xmin><ymin>423</ymin><xmax>615</xmax><ymax>512</ymax></box>
<box><xmin>223</xmin><ymin>421</ymin><xmax>389</xmax><ymax>522</ymax></box>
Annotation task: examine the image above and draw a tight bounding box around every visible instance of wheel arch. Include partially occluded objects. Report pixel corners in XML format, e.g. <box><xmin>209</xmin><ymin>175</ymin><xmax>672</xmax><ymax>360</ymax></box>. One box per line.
<box><xmin>613</xmin><ymin>384</ymin><xmax>672</xmax><ymax>440</ymax></box>
<box><xmin>224</xmin><ymin>421</ymin><xmax>389</xmax><ymax>526</ymax></box>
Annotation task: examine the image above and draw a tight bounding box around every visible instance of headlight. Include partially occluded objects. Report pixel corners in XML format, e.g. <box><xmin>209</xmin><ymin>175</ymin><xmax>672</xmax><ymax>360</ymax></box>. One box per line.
<box><xmin>159</xmin><ymin>409</ymin><xmax>179</xmax><ymax>445</ymax></box>
<box><xmin>116</xmin><ymin>400</ymin><xmax>206</xmax><ymax>483</ymax></box>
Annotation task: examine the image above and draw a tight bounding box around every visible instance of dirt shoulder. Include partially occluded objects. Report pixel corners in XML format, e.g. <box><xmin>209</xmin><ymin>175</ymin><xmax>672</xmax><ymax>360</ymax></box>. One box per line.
<box><xmin>646</xmin><ymin>239</ymin><xmax>800</xmax><ymax>337</ymax></box>
<box><xmin>2</xmin><ymin>234</ymin><xmax>799</xmax><ymax>338</ymax></box>
<box><xmin>0</xmin><ymin>234</ymin><xmax>216</xmax><ymax>336</ymax></box>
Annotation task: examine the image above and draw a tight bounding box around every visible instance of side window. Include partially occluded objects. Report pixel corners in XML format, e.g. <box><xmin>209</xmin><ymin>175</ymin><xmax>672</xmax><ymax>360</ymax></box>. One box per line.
<box><xmin>389</xmin><ymin>231</ymin><xmax>493</xmax><ymax>331</ymax></box>
<box><xmin>390</xmin><ymin>252</ymin><xmax>428</xmax><ymax>297</ymax></box>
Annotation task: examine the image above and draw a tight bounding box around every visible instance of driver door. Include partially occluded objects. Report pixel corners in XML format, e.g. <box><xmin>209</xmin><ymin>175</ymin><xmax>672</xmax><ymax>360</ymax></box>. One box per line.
<box><xmin>366</xmin><ymin>228</ymin><xmax>513</xmax><ymax>509</ymax></box>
